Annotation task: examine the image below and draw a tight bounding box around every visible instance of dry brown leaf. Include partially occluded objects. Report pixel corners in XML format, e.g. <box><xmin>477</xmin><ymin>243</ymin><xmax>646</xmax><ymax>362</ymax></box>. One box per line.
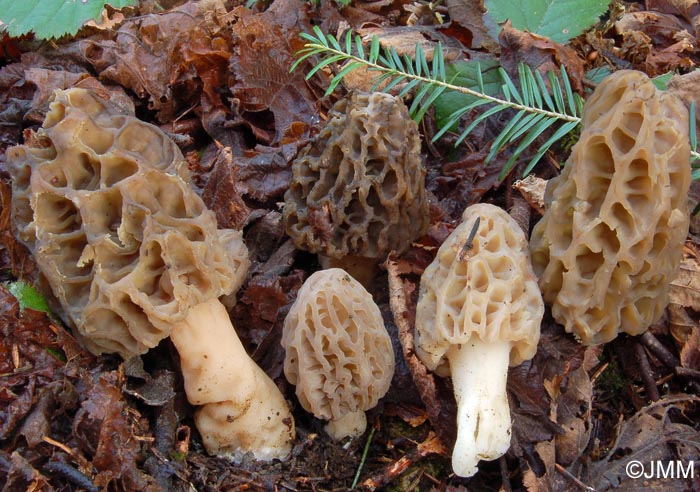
<box><xmin>668</xmin><ymin>303</ymin><xmax>696</xmax><ymax>346</ymax></box>
<box><xmin>669</xmin><ymin>256</ymin><xmax>700</xmax><ymax>310</ymax></box>
<box><xmin>230</xmin><ymin>0</ymin><xmax>324</xmax><ymax>145</ymax></box>
<box><xmin>513</xmin><ymin>175</ymin><xmax>548</xmax><ymax>215</ymax></box>
<box><xmin>588</xmin><ymin>395</ymin><xmax>700</xmax><ymax>491</ymax></box>
<box><xmin>444</xmin><ymin>0</ymin><xmax>498</xmax><ymax>51</ymax></box>
<box><xmin>680</xmin><ymin>326</ymin><xmax>700</xmax><ymax>371</ymax></box>
<box><xmin>79</xmin><ymin>2</ymin><xmax>203</xmax><ymax>122</ymax></box>
<box><xmin>498</xmin><ymin>22</ymin><xmax>585</xmax><ymax>94</ymax></box>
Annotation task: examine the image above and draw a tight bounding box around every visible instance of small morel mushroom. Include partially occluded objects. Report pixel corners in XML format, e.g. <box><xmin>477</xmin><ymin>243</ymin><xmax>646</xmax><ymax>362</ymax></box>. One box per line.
<box><xmin>530</xmin><ymin>70</ymin><xmax>691</xmax><ymax>345</ymax></box>
<box><xmin>7</xmin><ymin>88</ymin><xmax>294</xmax><ymax>461</ymax></box>
<box><xmin>281</xmin><ymin>268</ymin><xmax>394</xmax><ymax>440</ymax></box>
<box><xmin>415</xmin><ymin>203</ymin><xmax>544</xmax><ymax>477</ymax></box>
<box><xmin>283</xmin><ymin>91</ymin><xmax>429</xmax><ymax>283</ymax></box>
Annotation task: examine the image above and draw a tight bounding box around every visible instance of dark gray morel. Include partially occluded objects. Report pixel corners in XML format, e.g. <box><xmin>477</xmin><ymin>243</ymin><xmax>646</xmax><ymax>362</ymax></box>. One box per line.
<box><xmin>283</xmin><ymin>91</ymin><xmax>429</xmax><ymax>283</ymax></box>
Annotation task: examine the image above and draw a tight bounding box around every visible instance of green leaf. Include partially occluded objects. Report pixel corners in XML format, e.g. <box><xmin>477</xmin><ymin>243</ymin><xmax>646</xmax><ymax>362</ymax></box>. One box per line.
<box><xmin>652</xmin><ymin>71</ymin><xmax>675</xmax><ymax>90</ymax></box>
<box><xmin>0</xmin><ymin>0</ymin><xmax>136</xmax><ymax>40</ymax></box>
<box><xmin>434</xmin><ymin>60</ymin><xmax>503</xmax><ymax>129</ymax></box>
<box><xmin>5</xmin><ymin>280</ymin><xmax>53</xmax><ymax>315</ymax></box>
<box><xmin>484</xmin><ymin>0</ymin><xmax>609</xmax><ymax>43</ymax></box>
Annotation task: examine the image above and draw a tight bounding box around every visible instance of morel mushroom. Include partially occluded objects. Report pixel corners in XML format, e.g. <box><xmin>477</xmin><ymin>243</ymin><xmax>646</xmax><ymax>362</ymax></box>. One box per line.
<box><xmin>283</xmin><ymin>91</ymin><xmax>429</xmax><ymax>283</ymax></box>
<box><xmin>7</xmin><ymin>88</ymin><xmax>294</xmax><ymax>461</ymax></box>
<box><xmin>415</xmin><ymin>204</ymin><xmax>544</xmax><ymax>477</ymax></box>
<box><xmin>530</xmin><ymin>70</ymin><xmax>690</xmax><ymax>345</ymax></box>
<box><xmin>281</xmin><ymin>268</ymin><xmax>394</xmax><ymax>440</ymax></box>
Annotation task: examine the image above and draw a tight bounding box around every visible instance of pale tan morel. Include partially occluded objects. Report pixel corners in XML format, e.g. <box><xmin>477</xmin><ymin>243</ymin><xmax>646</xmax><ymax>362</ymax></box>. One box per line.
<box><xmin>415</xmin><ymin>203</ymin><xmax>544</xmax><ymax>477</ymax></box>
<box><xmin>6</xmin><ymin>88</ymin><xmax>294</xmax><ymax>461</ymax></box>
<box><xmin>283</xmin><ymin>91</ymin><xmax>429</xmax><ymax>282</ymax></box>
<box><xmin>281</xmin><ymin>268</ymin><xmax>394</xmax><ymax>440</ymax></box>
<box><xmin>530</xmin><ymin>70</ymin><xmax>691</xmax><ymax>345</ymax></box>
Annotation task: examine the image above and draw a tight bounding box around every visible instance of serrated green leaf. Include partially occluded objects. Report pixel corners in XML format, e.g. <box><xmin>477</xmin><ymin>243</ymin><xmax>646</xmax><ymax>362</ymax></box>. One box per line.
<box><xmin>484</xmin><ymin>0</ymin><xmax>609</xmax><ymax>43</ymax></box>
<box><xmin>434</xmin><ymin>60</ymin><xmax>503</xmax><ymax>129</ymax></box>
<box><xmin>6</xmin><ymin>280</ymin><xmax>53</xmax><ymax>315</ymax></box>
<box><xmin>0</xmin><ymin>0</ymin><xmax>136</xmax><ymax>40</ymax></box>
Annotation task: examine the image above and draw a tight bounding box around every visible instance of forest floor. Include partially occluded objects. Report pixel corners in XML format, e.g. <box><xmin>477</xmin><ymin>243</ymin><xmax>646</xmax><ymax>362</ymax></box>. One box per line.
<box><xmin>1</xmin><ymin>0</ymin><xmax>700</xmax><ymax>490</ymax></box>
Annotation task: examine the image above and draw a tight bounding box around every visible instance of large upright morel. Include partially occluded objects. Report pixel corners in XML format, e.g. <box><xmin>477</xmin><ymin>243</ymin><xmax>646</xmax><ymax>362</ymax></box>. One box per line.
<box><xmin>530</xmin><ymin>70</ymin><xmax>691</xmax><ymax>345</ymax></box>
<box><xmin>283</xmin><ymin>91</ymin><xmax>429</xmax><ymax>281</ymax></box>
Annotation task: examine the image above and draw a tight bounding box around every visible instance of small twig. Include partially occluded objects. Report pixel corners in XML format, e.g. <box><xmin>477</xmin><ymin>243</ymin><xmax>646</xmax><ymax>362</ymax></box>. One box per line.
<box><xmin>554</xmin><ymin>463</ymin><xmax>595</xmax><ymax>491</ymax></box>
<box><xmin>640</xmin><ymin>332</ymin><xmax>680</xmax><ymax>368</ymax></box>
<box><xmin>42</xmin><ymin>436</ymin><xmax>75</xmax><ymax>456</ymax></box>
<box><xmin>458</xmin><ymin>216</ymin><xmax>480</xmax><ymax>261</ymax></box>
<box><xmin>676</xmin><ymin>366</ymin><xmax>700</xmax><ymax>380</ymax></box>
<box><xmin>635</xmin><ymin>342</ymin><xmax>660</xmax><ymax>401</ymax></box>
<box><xmin>44</xmin><ymin>461</ymin><xmax>99</xmax><ymax>492</ymax></box>
<box><xmin>352</xmin><ymin>426</ymin><xmax>376</xmax><ymax>489</ymax></box>
<box><xmin>361</xmin><ymin>432</ymin><xmax>446</xmax><ymax>491</ymax></box>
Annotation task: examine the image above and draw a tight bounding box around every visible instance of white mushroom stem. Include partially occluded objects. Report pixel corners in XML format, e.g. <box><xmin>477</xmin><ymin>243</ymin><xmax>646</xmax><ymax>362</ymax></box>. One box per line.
<box><xmin>324</xmin><ymin>409</ymin><xmax>367</xmax><ymax>440</ymax></box>
<box><xmin>447</xmin><ymin>337</ymin><xmax>512</xmax><ymax>477</ymax></box>
<box><xmin>169</xmin><ymin>298</ymin><xmax>294</xmax><ymax>461</ymax></box>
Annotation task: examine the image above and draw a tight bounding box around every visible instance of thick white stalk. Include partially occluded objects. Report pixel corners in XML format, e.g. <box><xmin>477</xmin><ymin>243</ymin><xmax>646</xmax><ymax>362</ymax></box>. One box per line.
<box><xmin>446</xmin><ymin>338</ymin><xmax>512</xmax><ymax>477</ymax></box>
<box><xmin>170</xmin><ymin>298</ymin><xmax>294</xmax><ymax>461</ymax></box>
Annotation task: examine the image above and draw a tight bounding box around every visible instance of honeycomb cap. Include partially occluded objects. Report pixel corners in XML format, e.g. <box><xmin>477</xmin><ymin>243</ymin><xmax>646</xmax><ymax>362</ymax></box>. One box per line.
<box><xmin>530</xmin><ymin>70</ymin><xmax>690</xmax><ymax>344</ymax></box>
<box><xmin>415</xmin><ymin>204</ymin><xmax>544</xmax><ymax>376</ymax></box>
<box><xmin>281</xmin><ymin>268</ymin><xmax>394</xmax><ymax>435</ymax></box>
<box><xmin>7</xmin><ymin>88</ymin><xmax>250</xmax><ymax>357</ymax></box>
<box><xmin>283</xmin><ymin>91</ymin><xmax>429</xmax><ymax>260</ymax></box>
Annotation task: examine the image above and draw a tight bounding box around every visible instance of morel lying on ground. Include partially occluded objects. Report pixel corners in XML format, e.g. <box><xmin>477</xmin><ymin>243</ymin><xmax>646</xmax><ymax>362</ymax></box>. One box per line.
<box><xmin>7</xmin><ymin>87</ymin><xmax>294</xmax><ymax>461</ymax></box>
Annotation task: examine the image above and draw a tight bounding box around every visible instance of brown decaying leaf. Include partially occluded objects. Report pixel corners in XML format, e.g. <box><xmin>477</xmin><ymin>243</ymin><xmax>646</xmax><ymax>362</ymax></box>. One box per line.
<box><xmin>0</xmin><ymin>286</ymin><xmax>68</xmax><ymax>439</ymax></box>
<box><xmin>644</xmin><ymin>0</ymin><xmax>700</xmax><ymax>39</ymax></box>
<box><xmin>429</xmin><ymin>147</ymin><xmax>504</xmax><ymax>220</ymax></box>
<box><xmin>199</xmin><ymin>146</ymin><xmax>253</xmax><ymax>230</ymax></box>
<box><xmin>668</xmin><ymin>256</ymin><xmax>700</xmax><ymax>310</ymax></box>
<box><xmin>614</xmin><ymin>11</ymin><xmax>697</xmax><ymax>75</ymax></box>
<box><xmin>498</xmin><ymin>22</ymin><xmax>585</xmax><ymax>94</ymax></box>
<box><xmin>680</xmin><ymin>326</ymin><xmax>700</xmax><ymax>371</ymax></box>
<box><xmin>3</xmin><ymin>452</ymin><xmax>51</xmax><ymax>492</ymax></box>
<box><xmin>444</xmin><ymin>0</ymin><xmax>498</xmax><ymax>51</ymax></box>
<box><xmin>509</xmin><ymin>324</ymin><xmax>590</xmax><ymax>463</ymax></box>
<box><xmin>588</xmin><ymin>396</ymin><xmax>700</xmax><ymax>491</ymax></box>
<box><xmin>73</xmin><ymin>371</ymin><xmax>159</xmax><ymax>491</ymax></box>
<box><xmin>513</xmin><ymin>176</ymin><xmax>547</xmax><ymax>216</ymax></box>
<box><xmin>668</xmin><ymin>303</ymin><xmax>696</xmax><ymax>348</ymax></box>
<box><xmin>230</xmin><ymin>0</ymin><xmax>324</xmax><ymax>145</ymax></box>
<box><xmin>78</xmin><ymin>2</ymin><xmax>203</xmax><ymax>122</ymax></box>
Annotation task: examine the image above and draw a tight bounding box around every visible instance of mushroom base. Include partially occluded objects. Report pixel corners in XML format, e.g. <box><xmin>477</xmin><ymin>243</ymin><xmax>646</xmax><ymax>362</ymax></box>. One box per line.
<box><xmin>324</xmin><ymin>409</ymin><xmax>367</xmax><ymax>440</ymax></box>
<box><xmin>170</xmin><ymin>298</ymin><xmax>295</xmax><ymax>461</ymax></box>
<box><xmin>447</xmin><ymin>338</ymin><xmax>512</xmax><ymax>477</ymax></box>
